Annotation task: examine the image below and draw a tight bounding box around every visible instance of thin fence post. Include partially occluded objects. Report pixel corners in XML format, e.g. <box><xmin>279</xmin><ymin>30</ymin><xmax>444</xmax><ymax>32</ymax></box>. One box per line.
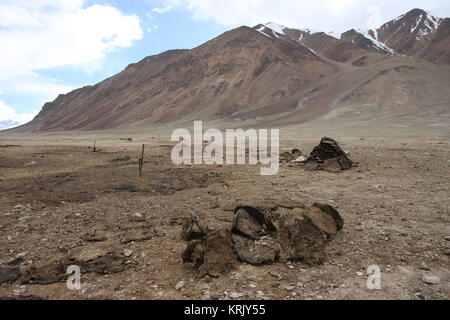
<box><xmin>139</xmin><ymin>144</ymin><xmax>145</xmax><ymax>177</ymax></box>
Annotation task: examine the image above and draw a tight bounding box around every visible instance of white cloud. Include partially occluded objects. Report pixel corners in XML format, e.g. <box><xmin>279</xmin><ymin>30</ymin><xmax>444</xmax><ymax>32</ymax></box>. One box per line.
<box><xmin>0</xmin><ymin>1</ymin><xmax>143</xmax><ymax>79</ymax></box>
<box><xmin>0</xmin><ymin>100</ymin><xmax>39</xmax><ymax>124</ymax></box>
<box><xmin>0</xmin><ymin>0</ymin><xmax>143</xmax><ymax>121</ymax></box>
<box><xmin>152</xmin><ymin>6</ymin><xmax>173</xmax><ymax>14</ymax></box>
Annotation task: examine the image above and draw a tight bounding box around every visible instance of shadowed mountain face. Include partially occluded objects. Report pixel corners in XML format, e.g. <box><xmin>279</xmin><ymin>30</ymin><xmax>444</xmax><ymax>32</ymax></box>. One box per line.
<box><xmin>11</xmin><ymin>8</ymin><xmax>450</xmax><ymax>133</ymax></box>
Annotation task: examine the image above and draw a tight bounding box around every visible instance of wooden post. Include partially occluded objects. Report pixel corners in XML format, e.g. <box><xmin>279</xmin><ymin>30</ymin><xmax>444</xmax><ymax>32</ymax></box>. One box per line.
<box><xmin>93</xmin><ymin>140</ymin><xmax>96</xmax><ymax>152</ymax></box>
<box><xmin>138</xmin><ymin>144</ymin><xmax>145</xmax><ymax>177</ymax></box>
<box><xmin>158</xmin><ymin>131</ymin><xmax>160</xmax><ymax>146</ymax></box>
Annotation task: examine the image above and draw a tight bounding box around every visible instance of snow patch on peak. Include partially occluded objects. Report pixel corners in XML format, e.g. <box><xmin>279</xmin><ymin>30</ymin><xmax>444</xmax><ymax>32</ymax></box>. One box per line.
<box><xmin>256</xmin><ymin>25</ymin><xmax>273</xmax><ymax>39</ymax></box>
<box><xmin>324</xmin><ymin>31</ymin><xmax>341</xmax><ymax>40</ymax></box>
<box><xmin>393</xmin><ymin>13</ymin><xmax>406</xmax><ymax>23</ymax></box>
<box><xmin>411</xmin><ymin>14</ymin><xmax>424</xmax><ymax>33</ymax></box>
<box><xmin>412</xmin><ymin>11</ymin><xmax>442</xmax><ymax>39</ymax></box>
<box><xmin>356</xmin><ymin>28</ymin><xmax>395</xmax><ymax>54</ymax></box>
<box><xmin>423</xmin><ymin>11</ymin><xmax>442</xmax><ymax>30</ymax></box>
<box><xmin>295</xmin><ymin>27</ymin><xmax>341</xmax><ymax>39</ymax></box>
<box><xmin>264</xmin><ymin>22</ymin><xmax>286</xmax><ymax>35</ymax></box>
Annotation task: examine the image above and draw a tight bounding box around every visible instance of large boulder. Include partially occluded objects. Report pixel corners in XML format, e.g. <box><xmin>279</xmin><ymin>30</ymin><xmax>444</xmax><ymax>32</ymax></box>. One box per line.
<box><xmin>232</xmin><ymin>233</ymin><xmax>279</xmax><ymax>265</ymax></box>
<box><xmin>276</xmin><ymin>211</ymin><xmax>327</xmax><ymax>265</ymax></box>
<box><xmin>182</xmin><ymin>229</ymin><xmax>237</xmax><ymax>277</ymax></box>
<box><xmin>232</xmin><ymin>206</ymin><xmax>275</xmax><ymax>239</ymax></box>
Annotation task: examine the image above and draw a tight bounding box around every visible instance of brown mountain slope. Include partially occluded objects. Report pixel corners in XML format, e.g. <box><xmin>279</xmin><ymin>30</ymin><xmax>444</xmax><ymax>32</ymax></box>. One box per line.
<box><xmin>258</xmin><ymin>57</ymin><xmax>450</xmax><ymax>131</ymax></box>
<box><xmin>16</xmin><ymin>26</ymin><xmax>335</xmax><ymax>132</ymax></box>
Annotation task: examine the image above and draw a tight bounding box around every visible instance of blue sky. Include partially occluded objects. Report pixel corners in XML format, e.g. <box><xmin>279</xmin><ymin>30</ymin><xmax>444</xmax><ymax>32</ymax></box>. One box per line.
<box><xmin>1</xmin><ymin>0</ymin><xmax>449</xmax><ymax>126</ymax></box>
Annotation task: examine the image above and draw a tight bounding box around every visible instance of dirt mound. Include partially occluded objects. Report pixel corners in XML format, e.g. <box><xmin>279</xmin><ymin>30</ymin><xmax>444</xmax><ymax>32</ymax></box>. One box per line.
<box><xmin>182</xmin><ymin>202</ymin><xmax>344</xmax><ymax>276</ymax></box>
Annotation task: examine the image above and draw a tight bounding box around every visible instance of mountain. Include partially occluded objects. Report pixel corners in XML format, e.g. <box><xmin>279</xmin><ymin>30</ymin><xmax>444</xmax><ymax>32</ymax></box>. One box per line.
<box><xmin>369</xmin><ymin>9</ymin><xmax>442</xmax><ymax>56</ymax></box>
<box><xmin>9</xmin><ymin>8</ymin><xmax>450</xmax><ymax>133</ymax></box>
<box><xmin>15</xmin><ymin>26</ymin><xmax>334</xmax><ymax>131</ymax></box>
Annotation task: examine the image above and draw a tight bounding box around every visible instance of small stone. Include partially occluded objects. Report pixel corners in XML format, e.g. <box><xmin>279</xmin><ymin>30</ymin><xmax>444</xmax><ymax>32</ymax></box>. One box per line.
<box><xmin>269</xmin><ymin>272</ymin><xmax>282</xmax><ymax>279</ymax></box>
<box><xmin>291</xmin><ymin>149</ymin><xmax>302</xmax><ymax>157</ymax></box>
<box><xmin>356</xmin><ymin>272</ymin><xmax>364</xmax><ymax>277</ymax></box>
<box><xmin>0</xmin><ymin>268</ymin><xmax>21</xmax><ymax>285</ymax></box>
<box><xmin>288</xmin><ymin>265</ymin><xmax>295</xmax><ymax>269</ymax></box>
<box><xmin>419</xmin><ymin>264</ymin><xmax>430</xmax><ymax>271</ymax></box>
<box><xmin>422</xmin><ymin>275</ymin><xmax>440</xmax><ymax>285</ymax></box>
<box><xmin>12</xmin><ymin>205</ymin><xmax>25</xmax><ymax>213</ymax></box>
<box><xmin>175</xmin><ymin>281</ymin><xmax>185</xmax><ymax>291</ymax></box>
<box><xmin>286</xmin><ymin>286</ymin><xmax>295</xmax><ymax>291</ymax></box>
<box><xmin>415</xmin><ymin>292</ymin><xmax>425</xmax><ymax>300</ymax></box>
<box><xmin>123</xmin><ymin>249</ymin><xmax>133</xmax><ymax>257</ymax></box>
<box><xmin>115</xmin><ymin>184</ymin><xmax>138</xmax><ymax>192</ymax></box>
<box><xmin>248</xmin><ymin>283</ymin><xmax>257</xmax><ymax>288</ymax></box>
<box><xmin>444</xmin><ymin>236</ymin><xmax>450</xmax><ymax>242</ymax></box>
<box><xmin>210</xmin><ymin>293</ymin><xmax>220</xmax><ymax>300</ymax></box>
<box><xmin>156</xmin><ymin>291</ymin><xmax>165</xmax><ymax>297</ymax></box>
<box><xmin>292</xmin><ymin>156</ymin><xmax>307</xmax><ymax>164</ymax></box>
<box><xmin>13</xmin><ymin>285</ymin><xmax>27</xmax><ymax>295</ymax></box>
<box><xmin>229</xmin><ymin>292</ymin><xmax>244</xmax><ymax>299</ymax></box>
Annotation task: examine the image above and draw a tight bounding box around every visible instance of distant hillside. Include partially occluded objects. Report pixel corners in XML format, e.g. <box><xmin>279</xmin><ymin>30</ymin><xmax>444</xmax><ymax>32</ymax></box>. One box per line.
<box><xmin>11</xmin><ymin>8</ymin><xmax>450</xmax><ymax>133</ymax></box>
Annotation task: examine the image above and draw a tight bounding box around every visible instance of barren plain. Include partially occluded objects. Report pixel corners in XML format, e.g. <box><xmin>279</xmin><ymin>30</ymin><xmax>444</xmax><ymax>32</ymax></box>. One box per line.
<box><xmin>0</xmin><ymin>127</ymin><xmax>448</xmax><ymax>300</ymax></box>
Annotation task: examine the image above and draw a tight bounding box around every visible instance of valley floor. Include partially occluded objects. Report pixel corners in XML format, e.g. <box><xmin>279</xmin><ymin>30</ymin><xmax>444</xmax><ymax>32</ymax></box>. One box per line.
<box><xmin>0</xmin><ymin>131</ymin><xmax>449</xmax><ymax>300</ymax></box>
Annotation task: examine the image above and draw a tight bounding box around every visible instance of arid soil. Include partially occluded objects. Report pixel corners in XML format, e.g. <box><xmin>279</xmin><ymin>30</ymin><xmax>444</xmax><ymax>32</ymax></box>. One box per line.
<box><xmin>0</xmin><ymin>133</ymin><xmax>449</xmax><ymax>300</ymax></box>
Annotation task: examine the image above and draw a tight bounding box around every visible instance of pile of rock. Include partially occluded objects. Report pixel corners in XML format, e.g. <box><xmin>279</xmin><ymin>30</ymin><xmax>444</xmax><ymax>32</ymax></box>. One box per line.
<box><xmin>305</xmin><ymin>137</ymin><xmax>353</xmax><ymax>172</ymax></box>
<box><xmin>181</xmin><ymin>202</ymin><xmax>344</xmax><ymax>277</ymax></box>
